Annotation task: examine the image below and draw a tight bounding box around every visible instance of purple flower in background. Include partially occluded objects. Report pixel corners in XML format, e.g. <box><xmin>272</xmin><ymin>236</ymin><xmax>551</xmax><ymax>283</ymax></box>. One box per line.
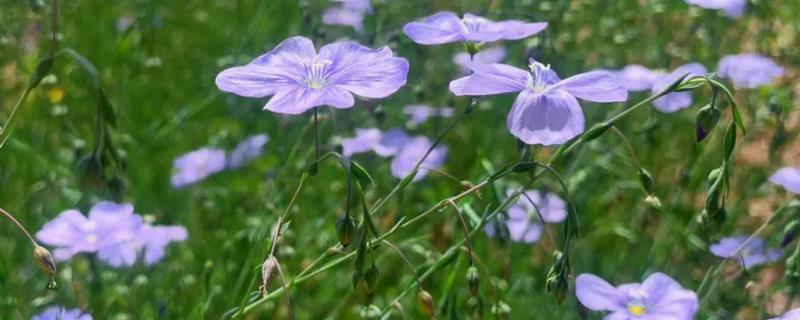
<box><xmin>32</xmin><ymin>306</ymin><xmax>92</xmax><ymax>320</ymax></box>
<box><xmin>718</xmin><ymin>54</ymin><xmax>784</xmax><ymax>88</ymax></box>
<box><xmin>323</xmin><ymin>0</ymin><xmax>373</xmax><ymax>32</ymax></box>
<box><xmin>454</xmin><ymin>46</ymin><xmax>506</xmax><ymax>75</ymax></box>
<box><xmin>770</xmin><ymin>167</ymin><xmax>800</xmax><ymax>194</ymax></box>
<box><xmin>771</xmin><ymin>308</ymin><xmax>800</xmax><ymax>320</ymax></box>
<box><xmin>403</xmin><ymin>104</ymin><xmax>454</xmax><ymax>125</ymax></box>
<box><xmin>710</xmin><ymin>236</ymin><xmax>781</xmax><ymax>268</ymax></box>
<box><xmin>617</xmin><ymin>63</ymin><xmax>707</xmax><ymax>113</ymax></box>
<box><xmin>341</xmin><ymin>128</ymin><xmax>411</xmax><ymax>157</ymax></box>
<box><xmin>171</xmin><ymin>147</ymin><xmax>226</xmax><ymax>188</ymax></box>
<box><xmin>216</xmin><ymin>36</ymin><xmax>409</xmax><ymax>115</ymax></box>
<box><xmin>403</xmin><ymin>12</ymin><xmax>547</xmax><ymax>45</ymax></box>
<box><xmin>101</xmin><ymin>224</ymin><xmax>188</xmax><ymax>267</ymax></box>
<box><xmin>228</xmin><ymin>134</ymin><xmax>269</xmax><ymax>168</ymax></box>
<box><xmin>576</xmin><ymin>273</ymin><xmax>699</xmax><ymax>319</ymax></box>
<box><xmin>36</xmin><ymin>202</ymin><xmax>141</xmax><ymax>261</ymax></box>
<box><xmin>450</xmin><ymin>59</ymin><xmax>627</xmax><ymax>145</ymax></box>
<box><xmin>390</xmin><ymin>137</ymin><xmax>447</xmax><ymax>181</ymax></box>
<box><xmin>686</xmin><ymin>0</ymin><xmax>746</xmax><ymax>17</ymax></box>
<box><xmin>485</xmin><ymin>190</ymin><xmax>567</xmax><ymax>243</ymax></box>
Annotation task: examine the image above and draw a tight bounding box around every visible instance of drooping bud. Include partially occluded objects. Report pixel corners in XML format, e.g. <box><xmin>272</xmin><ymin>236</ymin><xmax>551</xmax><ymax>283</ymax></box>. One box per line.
<box><xmin>335</xmin><ymin>215</ymin><xmax>357</xmax><ymax>247</ymax></box>
<box><xmin>490</xmin><ymin>301</ymin><xmax>511</xmax><ymax>320</ymax></box>
<box><xmin>418</xmin><ymin>289</ymin><xmax>435</xmax><ymax>318</ymax></box>
<box><xmin>360</xmin><ymin>305</ymin><xmax>381</xmax><ymax>319</ymax></box>
<box><xmin>545</xmin><ymin>251</ymin><xmax>569</xmax><ymax>304</ymax></box>
<box><xmin>364</xmin><ymin>263</ymin><xmax>380</xmax><ymax>293</ymax></box>
<box><xmin>33</xmin><ymin>245</ymin><xmax>57</xmax><ymax>289</ymax></box>
<box><xmin>108</xmin><ymin>175</ymin><xmax>127</xmax><ymax>201</ymax></box>
<box><xmin>76</xmin><ymin>153</ymin><xmax>105</xmax><ymax>190</ymax></box>
<box><xmin>260</xmin><ymin>255</ymin><xmax>278</xmax><ymax>297</ymax></box>
<box><xmin>466</xmin><ymin>265</ymin><xmax>480</xmax><ymax>296</ymax></box>
<box><xmin>638</xmin><ymin>168</ymin><xmax>655</xmax><ymax>195</ymax></box>
<box><xmin>782</xmin><ymin>221</ymin><xmax>800</xmax><ymax>248</ymax></box>
<box><xmin>695</xmin><ymin>104</ymin><xmax>721</xmax><ymax>142</ymax></box>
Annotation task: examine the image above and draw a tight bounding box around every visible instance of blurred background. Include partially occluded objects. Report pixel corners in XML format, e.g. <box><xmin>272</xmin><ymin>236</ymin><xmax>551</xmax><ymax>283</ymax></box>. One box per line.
<box><xmin>0</xmin><ymin>0</ymin><xmax>798</xmax><ymax>318</ymax></box>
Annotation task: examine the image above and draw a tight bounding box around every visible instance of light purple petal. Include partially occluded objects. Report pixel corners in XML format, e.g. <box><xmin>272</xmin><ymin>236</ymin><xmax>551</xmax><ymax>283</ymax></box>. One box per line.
<box><xmin>642</xmin><ymin>273</ymin><xmax>699</xmax><ymax>319</ymax></box>
<box><xmin>771</xmin><ymin>308</ymin><xmax>800</xmax><ymax>320</ymax></box>
<box><xmin>374</xmin><ymin>128</ymin><xmax>411</xmax><ymax>157</ymax></box>
<box><xmin>507</xmin><ymin>90</ymin><xmax>585</xmax><ymax>146</ymax></box>
<box><xmin>36</xmin><ymin>210</ymin><xmax>89</xmax><ymax>248</ymax></box>
<box><xmin>32</xmin><ymin>306</ymin><xmax>92</xmax><ymax>320</ymax></box>
<box><xmin>215</xmin><ymin>36</ymin><xmax>316</xmax><ymax>97</ymax></box>
<box><xmin>323</xmin><ymin>8</ymin><xmax>365</xmax><ymax>32</ymax></box>
<box><xmin>552</xmin><ymin>70</ymin><xmax>628</xmax><ymax>103</ymax></box>
<box><xmin>403</xmin><ymin>11</ymin><xmax>465</xmax><ymax>45</ymax></box>
<box><xmin>228</xmin><ymin>134</ymin><xmax>269</xmax><ymax>168</ymax></box>
<box><xmin>618</xmin><ymin>65</ymin><xmax>659</xmax><ymax>92</ymax></box>
<box><xmin>319</xmin><ymin>42</ymin><xmax>409</xmax><ymax>99</ymax></box>
<box><xmin>460</xmin><ymin>13</ymin><xmax>546</xmax><ymax>43</ymax></box>
<box><xmin>769</xmin><ymin>167</ymin><xmax>800</xmax><ymax>194</ymax></box>
<box><xmin>449</xmin><ymin>63</ymin><xmax>527</xmax><ymax>96</ymax></box>
<box><xmin>390</xmin><ymin>137</ymin><xmax>447</xmax><ymax>181</ymax></box>
<box><xmin>649</xmin><ymin>64</ymin><xmax>706</xmax><ymax>113</ymax></box>
<box><xmin>575</xmin><ymin>273</ymin><xmax>626</xmax><ymax>311</ymax></box>
<box><xmin>171</xmin><ymin>148</ymin><xmax>227</xmax><ymax>188</ymax></box>
<box><xmin>453</xmin><ymin>47</ymin><xmax>507</xmax><ymax>75</ymax></box>
<box><xmin>719</xmin><ymin>53</ymin><xmax>784</xmax><ymax>88</ymax></box>
<box><xmin>342</xmin><ymin>128</ymin><xmax>383</xmax><ymax>157</ymax></box>
<box><xmin>507</xmin><ymin>219</ymin><xmax>542</xmax><ymax>243</ymax></box>
<box><xmin>710</xmin><ymin>236</ymin><xmax>779</xmax><ymax>268</ymax></box>
<box><xmin>686</xmin><ymin>0</ymin><xmax>747</xmax><ymax>17</ymax></box>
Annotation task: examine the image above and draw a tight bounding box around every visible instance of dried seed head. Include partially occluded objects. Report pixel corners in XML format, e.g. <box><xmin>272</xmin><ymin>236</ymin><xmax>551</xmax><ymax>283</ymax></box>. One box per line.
<box><xmin>418</xmin><ymin>289</ymin><xmax>435</xmax><ymax>318</ymax></box>
<box><xmin>33</xmin><ymin>245</ymin><xmax>57</xmax><ymax>289</ymax></box>
<box><xmin>491</xmin><ymin>301</ymin><xmax>511</xmax><ymax>320</ymax></box>
<box><xmin>260</xmin><ymin>255</ymin><xmax>278</xmax><ymax>297</ymax></box>
<box><xmin>360</xmin><ymin>304</ymin><xmax>381</xmax><ymax>319</ymax></box>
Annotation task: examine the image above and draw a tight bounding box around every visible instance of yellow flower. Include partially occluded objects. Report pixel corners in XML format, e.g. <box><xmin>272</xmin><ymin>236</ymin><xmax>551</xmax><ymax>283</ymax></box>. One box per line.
<box><xmin>48</xmin><ymin>88</ymin><xmax>64</xmax><ymax>104</ymax></box>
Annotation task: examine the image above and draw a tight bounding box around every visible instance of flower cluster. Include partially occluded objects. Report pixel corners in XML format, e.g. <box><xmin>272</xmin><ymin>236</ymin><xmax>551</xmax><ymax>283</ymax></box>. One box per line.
<box><xmin>171</xmin><ymin>134</ymin><xmax>269</xmax><ymax>188</ymax></box>
<box><xmin>341</xmin><ymin>128</ymin><xmax>446</xmax><ymax>181</ymax></box>
<box><xmin>36</xmin><ymin>201</ymin><xmax>187</xmax><ymax>268</ymax></box>
<box><xmin>710</xmin><ymin>236</ymin><xmax>781</xmax><ymax>269</ymax></box>
<box><xmin>485</xmin><ymin>189</ymin><xmax>567</xmax><ymax>243</ymax></box>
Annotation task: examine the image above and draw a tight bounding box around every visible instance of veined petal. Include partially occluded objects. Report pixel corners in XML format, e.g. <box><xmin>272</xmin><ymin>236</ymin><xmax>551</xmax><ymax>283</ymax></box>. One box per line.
<box><xmin>575</xmin><ymin>273</ymin><xmax>626</xmax><ymax>311</ymax></box>
<box><xmin>403</xmin><ymin>11</ymin><xmax>465</xmax><ymax>45</ymax></box>
<box><xmin>553</xmin><ymin>70</ymin><xmax>628</xmax><ymax>103</ymax></box>
<box><xmin>319</xmin><ymin>42</ymin><xmax>409</xmax><ymax>99</ymax></box>
<box><xmin>642</xmin><ymin>273</ymin><xmax>699</xmax><ymax>319</ymax></box>
<box><xmin>449</xmin><ymin>63</ymin><xmax>527</xmax><ymax>96</ymax></box>
<box><xmin>652</xmin><ymin>92</ymin><xmax>693</xmax><ymax>113</ymax></box>
<box><xmin>769</xmin><ymin>167</ymin><xmax>800</xmax><ymax>194</ymax></box>
<box><xmin>619</xmin><ymin>65</ymin><xmax>659</xmax><ymax>91</ymax></box>
<box><xmin>506</xmin><ymin>90</ymin><xmax>585</xmax><ymax>145</ymax></box>
<box><xmin>490</xmin><ymin>20</ymin><xmax>548</xmax><ymax>40</ymax></box>
<box><xmin>264</xmin><ymin>87</ymin><xmax>327</xmax><ymax>115</ymax></box>
<box><xmin>322</xmin><ymin>86</ymin><xmax>356</xmax><ymax>109</ymax></box>
<box><xmin>252</xmin><ymin>36</ymin><xmax>317</xmax><ymax>68</ymax></box>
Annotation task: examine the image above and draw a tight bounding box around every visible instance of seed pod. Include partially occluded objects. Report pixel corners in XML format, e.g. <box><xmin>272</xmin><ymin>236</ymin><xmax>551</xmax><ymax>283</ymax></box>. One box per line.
<box><xmin>491</xmin><ymin>301</ymin><xmax>511</xmax><ymax>320</ymax></box>
<box><xmin>33</xmin><ymin>245</ymin><xmax>56</xmax><ymax>278</ymax></box>
<box><xmin>418</xmin><ymin>289</ymin><xmax>435</xmax><ymax>318</ymax></box>
<box><xmin>260</xmin><ymin>256</ymin><xmax>278</xmax><ymax>297</ymax></box>
<box><xmin>466</xmin><ymin>266</ymin><xmax>480</xmax><ymax>296</ymax></box>
<box><xmin>335</xmin><ymin>215</ymin><xmax>357</xmax><ymax>247</ymax></box>
<box><xmin>365</xmin><ymin>263</ymin><xmax>380</xmax><ymax>293</ymax></box>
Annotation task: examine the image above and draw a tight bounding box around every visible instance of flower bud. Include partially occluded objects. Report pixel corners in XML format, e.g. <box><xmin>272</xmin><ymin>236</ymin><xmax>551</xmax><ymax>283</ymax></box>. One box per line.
<box><xmin>580</xmin><ymin>123</ymin><xmax>611</xmax><ymax>143</ymax></box>
<box><xmin>360</xmin><ymin>304</ymin><xmax>381</xmax><ymax>319</ymax></box>
<box><xmin>108</xmin><ymin>175</ymin><xmax>127</xmax><ymax>201</ymax></box>
<box><xmin>365</xmin><ymin>263</ymin><xmax>380</xmax><ymax>293</ymax></box>
<box><xmin>418</xmin><ymin>289</ymin><xmax>435</xmax><ymax>318</ymax></box>
<box><xmin>707</xmin><ymin>168</ymin><xmax>722</xmax><ymax>187</ymax></box>
<box><xmin>76</xmin><ymin>154</ymin><xmax>105</xmax><ymax>190</ymax></box>
<box><xmin>260</xmin><ymin>256</ymin><xmax>278</xmax><ymax>297</ymax></box>
<box><xmin>466</xmin><ymin>265</ymin><xmax>480</xmax><ymax>296</ymax></box>
<box><xmin>33</xmin><ymin>245</ymin><xmax>57</xmax><ymax>288</ymax></box>
<box><xmin>695</xmin><ymin>104</ymin><xmax>720</xmax><ymax>142</ymax></box>
<box><xmin>782</xmin><ymin>221</ymin><xmax>800</xmax><ymax>248</ymax></box>
<box><xmin>335</xmin><ymin>215</ymin><xmax>357</xmax><ymax>247</ymax></box>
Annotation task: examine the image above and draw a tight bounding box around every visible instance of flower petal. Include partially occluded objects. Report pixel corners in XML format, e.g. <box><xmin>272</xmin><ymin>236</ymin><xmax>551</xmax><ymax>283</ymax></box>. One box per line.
<box><xmin>575</xmin><ymin>273</ymin><xmax>626</xmax><ymax>311</ymax></box>
<box><xmin>769</xmin><ymin>167</ymin><xmax>800</xmax><ymax>194</ymax></box>
<box><xmin>553</xmin><ymin>70</ymin><xmax>628</xmax><ymax>103</ymax></box>
<box><xmin>490</xmin><ymin>20</ymin><xmax>548</xmax><ymax>40</ymax></box>
<box><xmin>449</xmin><ymin>63</ymin><xmax>527</xmax><ymax>96</ymax></box>
<box><xmin>506</xmin><ymin>90</ymin><xmax>585</xmax><ymax>145</ymax></box>
<box><xmin>718</xmin><ymin>53</ymin><xmax>784</xmax><ymax>88</ymax></box>
<box><xmin>403</xmin><ymin>11</ymin><xmax>465</xmax><ymax>45</ymax></box>
<box><xmin>619</xmin><ymin>65</ymin><xmax>659</xmax><ymax>92</ymax></box>
<box><xmin>642</xmin><ymin>273</ymin><xmax>699</xmax><ymax>319</ymax></box>
<box><xmin>319</xmin><ymin>42</ymin><xmax>409</xmax><ymax>99</ymax></box>
<box><xmin>264</xmin><ymin>87</ymin><xmax>327</xmax><ymax>114</ymax></box>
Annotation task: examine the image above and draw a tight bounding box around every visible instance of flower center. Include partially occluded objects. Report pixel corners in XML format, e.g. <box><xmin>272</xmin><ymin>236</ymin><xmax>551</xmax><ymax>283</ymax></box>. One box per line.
<box><xmin>86</xmin><ymin>233</ymin><xmax>97</xmax><ymax>243</ymax></box>
<box><xmin>303</xmin><ymin>57</ymin><xmax>332</xmax><ymax>90</ymax></box>
<box><xmin>626</xmin><ymin>289</ymin><xmax>648</xmax><ymax>317</ymax></box>
<box><xmin>526</xmin><ymin>60</ymin><xmax>551</xmax><ymax>93</ymax></box>
<box><xmin>627</xmin><ymin>303</ymin><xmax>646</xmax><ymax>316</ymax></box>
<box><xmin>461</xmin><ymin>15</ymin><xmax>488</xmax><ymax>34</ymax></box>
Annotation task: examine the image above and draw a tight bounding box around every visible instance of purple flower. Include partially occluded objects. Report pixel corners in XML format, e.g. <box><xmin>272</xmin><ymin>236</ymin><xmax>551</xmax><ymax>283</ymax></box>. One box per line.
<box><xmin>617</xmin><ymin>63</ymin><xmax>707</xmax><ymax>113</ymax></box>
<box><xmin>228</xmin><ymin>134</ymin><xmax>269</xmax><ymax>168</ymax></box>
<box><xmin>453</xmin><ymin>46</ymin><xmax>507</xmax><ymax>75</ymax></box>
<box><xmin>403</xmin><ymin>12</ymin><xmax>547</xmax><ymax>45</ymax></box>
<box><xmin>450</xmin><ymin>59</ymin><xmax>627</xmax><ymax>145</ymax></box>
<box><xmin>171</xmin><ymin>147</ymin><xmax>226</xmax><ymax>188</ymax></box>
<box><xmin>770</xmin><ymin>167</ymin><xmax>800</xmax><ymax>194</ymax></box>
<box><xmin>485</xmin><ymin>190</ymin><xmax>567</xmax><ymax>243</ymax></box>
<box><xmin>576</xmin><ymin>272</ymin><xmax>699</xmax><ymax>319</ymax></box>
<box><xmin>718</xmin><ymin>53</ymin><xmax>784</xmax><ymax>88</ymax></box>
<box><xmin>710</xmin><ymin>236</ymin><xmax>782</xmax><ymax>268</ymax></box>
<box><xmin>32</xmin><ymin>306</ymin><xmax>92</xmax><ymax>320</ymax></box>
<box><xmin>216</xmin><ymin>36</ymin><xmax>409</xmax><ymax>115</ymax></box>
<box><xmin>390</xmin><ymin>137</ymin><xmax>447</xmax><ymax>181</ymax></box>
<box><xmin>101</xmin><ymin>223</ymin><xmax>188</xmax><ymax>267</ymax></box>
<box><xmin>403</xmin><ymin>104</ymin><xmax>454</xmax><ymax>125</ymax></box>
<box><xmin>323</xmin><ymin>0</ymin><xmax>373</xmax><ymax>32</ymax></box>
<box><xmin>770</xmin><ymin>308</ymin><xmax>800</xmax><ymax>320</ymax></box>
<box><xmin>686</xmin><ymin>0</ymin><xmax>746</xmax><ymax>17</ymax></box>
<box><xmin>341</xmin><ymin>128</ymin><xmax>411</xmax><ymax>157</ymax></box>
<box><xmin>36</xmin><ymin>202</ymin><xmax>142</xmax><ymax>261</ymax></box>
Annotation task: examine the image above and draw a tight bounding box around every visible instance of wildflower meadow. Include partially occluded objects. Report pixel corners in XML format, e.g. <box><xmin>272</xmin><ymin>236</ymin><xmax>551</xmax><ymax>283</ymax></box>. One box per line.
<box><xmin>2</xmin><ymin>0</ymin><xmax>800</xmax><ymax>319</ymax></box>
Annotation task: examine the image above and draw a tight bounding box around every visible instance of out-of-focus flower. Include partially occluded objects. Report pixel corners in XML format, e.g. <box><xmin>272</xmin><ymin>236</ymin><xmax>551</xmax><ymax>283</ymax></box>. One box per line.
<box><xmin>171</xmin><ymin>147</ymin><xmax>226</xmax><ymax>188</ymax></box>
<box><xmin>390</xmin><ymin>137</ymin><xmax>447</xmax><ymax>181</ymax></box>
<box><xmin>576</xmin><ymin>272</ymin><xmax>699</xmax><ymax>319</ymax></box>
<box><xmin>228</xmin><ymin>134</ymin><xmax>269</xmax><ymax>168</ymax></box>
<box><xmin>101</xmin><ymin>224</ymin><xmax>188</xmax><ymax>267</ymax></box>
<box><xmin>216</xmin><ymin>36</ymin><xmax>409</xmax><ymax>115</ymax></box>
<box><xmin>323</xmin><ymin>0</ymin><xmax>373</xmax><ymax>32</ymax></box>
<box><xmin>341</xmin><ymin>128</ymin><xmax>411</xmax><ymax>157</ymax></box>
<box><xmin>32</xmin><ymin>306</ymin><xmax>92</xmax><ymax>320</ymax></box>
<box><xmin>710</xmin><ymin>236</ymin><xmax>782</xmax><ymax>268</ymax></box>
<box><xmin>403</xmin><ymin>12</ymin><xmax>547</xmax><ymax>45</ymax></box>
<box><xmin>770</xmin><ymin>308</ymin><xmax>800</xmax><ymax>320</ymax></box>
<box><xmin>36</xmin><ymin>202</ymin><xmax>141</xmax><ymax>261</ymax></box>
<box><xmin>453</xmin><ymin>46</ymin><xmax>506</xmax><ymax>75</ymax></box>
<box><xmin>617</xmin><ymin>63</ymin><xmax>707</xmax><ymax>113</ymax></box>
<box><xmin>403</xmin><ymin>104</ymin><xmax>454</xmax><ymax>125</ymax></box>
<box><xmin>718</xmin><ymin>54</ymin><xmax>784</xmax><ymax>88</ymax></box>
<box><xmin>451</xmin><ymin>59</ymin><xmax>627</xmax><ymax>145</ymax></box>
<box><xmin>485</xmin><ymin>190</ymin><xmax>566</xmax><ymax>243</ymax></box>
<box><xmin>686</xmin><ymin>0</ymin><xmax>746</xmax><ymax>17</ymax></box>
<box><xmin>769</xmin><ymin>167</ymin><xmax>800</xmax><ymax>194</ymax></box>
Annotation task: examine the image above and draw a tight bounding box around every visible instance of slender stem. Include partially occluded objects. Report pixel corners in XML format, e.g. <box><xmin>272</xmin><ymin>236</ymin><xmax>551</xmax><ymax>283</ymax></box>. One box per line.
<box><xmin>313</xmin><ymin>108</ymin><xmax>320</xmax><ymax>164</ymax></box>
<box><xmin>447</xmin><ymin>199</ymin><xmax>474</xmax><ymax>265</ymax></box>
<box><xmin>0</xmin><ymin>207</ymin><xmax>38</xmax><ymax>246</ymax></box>
<box><xmin>381</xmin><ymin>240</ymin><xmax>422</xmax><ymax>286</ymax></box>
<box><xmin>522</xmin><ymin>192</ymin><xmax>556</xmax><ymax>249</ymax></box>
<box><xmin>609</xmin><ymin>125</ymin><xmax>642</xmax><ymax>168</ymax></box>
<box><xmin>0</xmin><ymin>87</ymin><xmax>33</xmax><ymax>142</ymax></box>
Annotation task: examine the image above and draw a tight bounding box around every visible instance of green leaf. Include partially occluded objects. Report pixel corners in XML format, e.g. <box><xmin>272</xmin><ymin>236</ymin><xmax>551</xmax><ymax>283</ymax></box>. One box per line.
<box><xmin>511</xmin><ymin>161</ymin><xmax>538</xmax><ymax>173</ymax></box>
<box><xmin>350</xmin><ymin>160</ymin><xmax>374</xmax><ymax>187</ymax></box>
<box><xmin>27</xmin><ymin>56</ymin><xmax>55</xmax><ymax>90</ymax></box>
<box><xmin>723</xmin><ymin>122</ymin><xmax>737</xmax><ymax>160</ymax></box>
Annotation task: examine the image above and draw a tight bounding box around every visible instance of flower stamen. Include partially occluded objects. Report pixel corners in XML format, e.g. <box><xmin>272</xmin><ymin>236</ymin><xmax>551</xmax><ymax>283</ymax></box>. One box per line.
<box><xmin>303</xmin><ymin>57</ymin><xmax>333</xmax><ymax>89</ymax></box>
